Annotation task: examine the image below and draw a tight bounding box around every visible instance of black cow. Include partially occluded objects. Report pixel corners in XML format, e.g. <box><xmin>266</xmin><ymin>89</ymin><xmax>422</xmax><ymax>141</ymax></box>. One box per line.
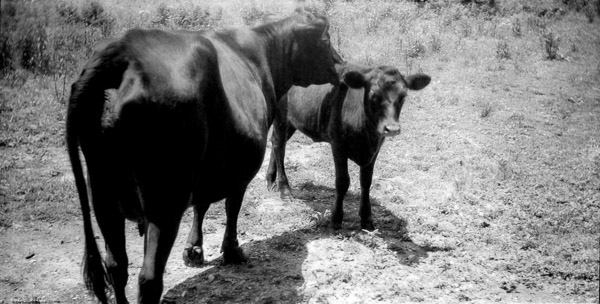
<box><xmin>266</xmin><ymin>63</ymin><xmax>431</xmax><ymax>230</ymax></box>
<box><xmin>67</xmin><ymin>10</ymin><xmax>363</xmax><ymax>304</ymax></box>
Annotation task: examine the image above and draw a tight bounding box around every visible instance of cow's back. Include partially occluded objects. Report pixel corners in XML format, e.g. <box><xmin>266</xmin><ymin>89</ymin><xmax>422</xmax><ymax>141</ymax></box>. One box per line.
<box><xmin>286</xmin><ymin>82</ymin><xmax>383</xmax><ymax>166</ymax></box>
<box><xmin>287</xmin><ymin>83</ymin><xmax>337</xmax><ymax>142</ymax></box>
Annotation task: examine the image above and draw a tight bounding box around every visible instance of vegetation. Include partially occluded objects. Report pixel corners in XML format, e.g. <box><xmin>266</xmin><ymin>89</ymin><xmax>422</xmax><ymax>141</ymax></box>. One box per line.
<box><xmin>1</xmin><ymin>0</ymin><xmax>599</xmax><ymax>303</ymax></box>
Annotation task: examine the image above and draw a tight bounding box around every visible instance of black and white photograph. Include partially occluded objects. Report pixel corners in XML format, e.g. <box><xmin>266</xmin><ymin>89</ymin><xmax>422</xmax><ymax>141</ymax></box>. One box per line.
<box><xmin>1</xmin><ymin>0</ymin><xmax>599</xmax><ymax>303</ymax></box>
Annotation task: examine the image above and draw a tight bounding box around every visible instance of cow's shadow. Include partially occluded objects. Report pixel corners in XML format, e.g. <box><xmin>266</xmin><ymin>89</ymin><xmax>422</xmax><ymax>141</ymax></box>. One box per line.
<box><xmin>162</xmin><ymin>181</ymin><xmax>449</xmax><ymax>304</ymax></box>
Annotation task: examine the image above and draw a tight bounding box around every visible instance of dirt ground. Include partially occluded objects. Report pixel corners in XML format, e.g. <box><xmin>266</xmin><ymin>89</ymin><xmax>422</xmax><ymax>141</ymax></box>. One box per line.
<box><xmin>1</xmin><ymin>1</ymin><xmax>599</xmax><ymax>303</ymax></box>
<box><xmin>2</xmin><ymin>53</ymin><xmax>599</xmax><ymax>302</ymax></box>
<box><xmin>2</xmin><ymin>143</ymin><xmax>592</xmax><ymax>304</ymax></box>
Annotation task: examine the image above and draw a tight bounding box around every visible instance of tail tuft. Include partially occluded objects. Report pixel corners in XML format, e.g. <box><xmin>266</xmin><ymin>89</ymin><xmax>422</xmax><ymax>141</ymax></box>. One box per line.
<box><xmin>82</xmin><ymin>235</ymin><xmax>109</xmax><ymax>304</ymax></box>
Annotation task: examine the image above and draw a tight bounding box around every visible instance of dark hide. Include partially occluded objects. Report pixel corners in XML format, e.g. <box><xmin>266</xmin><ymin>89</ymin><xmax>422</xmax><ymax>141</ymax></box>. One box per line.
<box><xmin>266</xmin><ymin>62</ymin><xmax>431</xmax><ymax>230</ymax></box>
<box><xmin>67</xmin><ymin>9</ymin><xmax>356</xmax><ymax>304</ymax></box>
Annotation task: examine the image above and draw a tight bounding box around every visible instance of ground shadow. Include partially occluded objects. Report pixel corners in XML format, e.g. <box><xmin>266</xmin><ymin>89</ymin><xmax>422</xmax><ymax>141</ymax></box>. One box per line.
<box><xmin>162</xmin><ymin>182</ymin><xmax>449</xmax><ymax>304</ymax></box>
<box><xmin>162</xmin><ymin>229</ymin><xmax>312</xmax><ymax>304</ymax></box>
<box><xmin>292</xmin><ymin>181</ymin><xmax>451</xmax><ymax>261</ymax></box>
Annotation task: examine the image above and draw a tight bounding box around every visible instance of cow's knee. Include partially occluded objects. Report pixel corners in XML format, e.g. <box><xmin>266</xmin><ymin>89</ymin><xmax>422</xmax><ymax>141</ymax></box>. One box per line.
<box><xmin>335</xmin><ymin>173</ymin><xmax>350</xmax><ymax>194</ymax></box>
<box><xmin>331</xmin><ymin>175</ymin><xmax>350</xmax><ymax>229</ymax></box>
<box><xmin>360</xmin><ymin>197</ymin><xmax>374</xmax><ymax>231</ymax></box>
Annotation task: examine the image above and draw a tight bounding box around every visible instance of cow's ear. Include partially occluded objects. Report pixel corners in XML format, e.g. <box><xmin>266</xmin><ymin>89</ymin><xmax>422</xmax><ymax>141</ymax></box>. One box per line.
<box><xmin>405</xmin><ymin>73</ymin><xmax>431</xmax><ymax>91</ymax></box>
<box><xmin>341</xmin><ymin>70</ymin><xmax>366</xmax><ymax>89</ymax></box>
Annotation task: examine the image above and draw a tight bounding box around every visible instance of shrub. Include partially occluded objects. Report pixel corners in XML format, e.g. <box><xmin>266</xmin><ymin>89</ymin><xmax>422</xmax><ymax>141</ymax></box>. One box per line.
<box><xmin>0</xmin><ymin>0</ymin><xmax>109</xmax><ymax>76</ymax></box>
<box><xmin>526</xmin><ymin>15</ymin><xmax>548</xmax><ymax>32</ymax></box>
<box><xmin>81</xmin><ymin>1</ymin><xmax>114</xmax><ymax>37</ymax></box>
<box><xmin>55</xmin><ymin>2</ymin><xmax>81</xmax><ymax>24</ymax></box>
<box><xmin>562</xmin><ymin>0</ymin><xmax>593</xmax><ymax>12</ymax></box>
<box><xmin>459</xmin><ymin>19</ymin><xmax>473</xmax><ymax>38</ymax></box>
<box><xmin>303</xmin><ymin>1</ymin><xmax>330</xmax><ymax>17</ymax></box>
<box><xmin>496</xmin><ymin>38</ymin><xmax>511</xmax><ymax>60</ymax></box>
<box><xmin>16</xmin><ymin>22</ymin><xmax>51</xmax><ymax>74</ymax></box>
<box><xmin>0</xmin><ymin>33</ymin><xmax>13</xmax><ymax>72</ymax></box>
<box><xmin>479</xmin><ymin>100</ymin><xmax>494</xmax><ymax>118</ymax></box>
<box><xmin>152</xmin><ymin>3</ymin><xmax>171</xmax><ymax>27</ymax></box>
<box><xmin>541</xmin><ymin>31</ymin><xmax>561</xmax><ymax>60</ymax></box>
<box><xmin>81</xmin><ymin>1</ymin><xmax>105</xmax><ymax>26</ymax></box>
<box><xmin>241</xmin><ymin>4</ymin><xmax>267</xmax><ymax>26</ymax></box>
<box><xmin>173</xmin><ymin>6</ymin><xmax>222</xmax><ymax>30</ymax></box>
<box><xmin>407</xmin><ymin>39</ymin><xmax>426</xmax><ymax>58</ymax></box>
<box><xmin>583</xmin><ymin>4</ymin><xmax>596</xmax><ymax>22</ymax></box>
<box><xmin>3</xmin><ymin>1</ymin><xmax>17</xmax><ymax>18</ymax></box>
<box><xmin>429</xmin><ymin>34</ymin><xmax>442</xmax><ymax>53</ymax></box>
<box><xmin>511</xmin><ymin>17</ymin><xmax>522</xmax><ymax>37</ymax></box>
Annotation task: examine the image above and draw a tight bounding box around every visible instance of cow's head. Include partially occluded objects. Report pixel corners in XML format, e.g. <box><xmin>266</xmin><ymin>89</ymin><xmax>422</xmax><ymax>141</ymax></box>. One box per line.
<box><xmin>363</xmin><ymin>66</ymin><xmax>430</xmax><ymax>136</ymax></box>
<box><xmin>289</xmin><ymin>9</ymin><xmax>341</xmax><ymax>87</ymax></box>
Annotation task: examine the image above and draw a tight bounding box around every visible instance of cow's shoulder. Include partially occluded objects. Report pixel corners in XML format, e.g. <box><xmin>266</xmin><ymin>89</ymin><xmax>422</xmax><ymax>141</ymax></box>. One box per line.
<box><xmin>200</xmin><ymin>29</ymin><xmax>270</xmax><ymax>137</ymax></box>
<box><xmin>207</xmin><ymin>28</ymin><xmax>266</xmax><ymax>71</ymax></box>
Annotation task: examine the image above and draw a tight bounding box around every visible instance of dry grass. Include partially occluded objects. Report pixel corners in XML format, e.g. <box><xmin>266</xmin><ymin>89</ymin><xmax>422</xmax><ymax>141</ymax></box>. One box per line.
<box><xmin>1</xmin><ymin>0</ymin><xmax>599</xmax><ymax>303</ymax></box>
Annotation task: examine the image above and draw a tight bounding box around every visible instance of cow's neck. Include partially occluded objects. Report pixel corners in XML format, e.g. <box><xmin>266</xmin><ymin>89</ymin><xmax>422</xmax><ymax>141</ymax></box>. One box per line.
<box><xmin>254</xmin><ymin>21</ymin><xmax>296</xmax><ymax>102</ymax></box>
<box><xmin>339</xmin><ymin>88</ymin><xmax>383</xmax><ymax>149</ymax></box>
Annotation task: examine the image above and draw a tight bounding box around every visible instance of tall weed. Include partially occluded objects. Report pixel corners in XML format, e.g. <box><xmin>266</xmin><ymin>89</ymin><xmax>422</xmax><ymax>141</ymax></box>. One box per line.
<box><xmin>496</xmin><ymin>38</ymin><xmax>511</xmax><ymax>59</ymax></box>
<box><xmin>241</xmin><ymin>3</ymin><xmax>268</xmax><ymax>26</ymax></box>
<box><xmin>541</xmin><ymin>31</ymin><xmax>561</xmax><ymax>60</ymax></box>
<box><xmin>429</xmin><ymin>34</ymin><xmax>443</xmax><ymax>53</ymax></box>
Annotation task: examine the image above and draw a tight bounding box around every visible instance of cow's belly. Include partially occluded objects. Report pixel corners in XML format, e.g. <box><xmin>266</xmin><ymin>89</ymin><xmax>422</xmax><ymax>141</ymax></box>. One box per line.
<box><xmin>192</xmin><ymin>134</ymin><xmax>267</xmax><ymax>204</ymax></box>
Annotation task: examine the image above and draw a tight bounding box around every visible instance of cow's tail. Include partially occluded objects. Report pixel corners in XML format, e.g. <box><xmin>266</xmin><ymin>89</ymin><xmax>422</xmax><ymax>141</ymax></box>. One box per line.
<box><xmin>66</xmin><ymin>40</ymin><xmax>127</xmax><ymax>304</ymax></box>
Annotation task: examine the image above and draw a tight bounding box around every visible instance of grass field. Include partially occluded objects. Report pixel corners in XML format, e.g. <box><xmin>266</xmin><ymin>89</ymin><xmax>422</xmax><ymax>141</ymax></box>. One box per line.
<box><xmin>1</xmin><ymin>0</ymin><xmax>599</xmax><ymax>303</ymax></box>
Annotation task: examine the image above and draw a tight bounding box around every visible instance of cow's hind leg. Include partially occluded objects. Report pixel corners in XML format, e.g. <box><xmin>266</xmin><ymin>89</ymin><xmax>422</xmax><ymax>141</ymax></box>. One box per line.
<box><xmin>135</xmin><ymin>174</ymin><xmax>187</xmax><ymax>303</ymax></box>
<box><xmin>97</xmin><ymin>213</ymin><xmax>128</xmax><ymax>304</ymax></box>
<box><xmin>221</xmin><ymin>190</ymin><xmax>248</xmax><ymax>264</ymax></box>
<box><xmin>183</xmin><ymin>203</ymin><xmax>210</xmax><ymax>267</ymax></box>
<box><xmin>88</xmin><ymin>164</ymin><xmax>129</xmax><ymax>303</ymax></box>
<box><xmin>138</xmin><ymin>213</ymin><xmax>183</xmax><ymax>304</ymax></box>
<box><xmin>359</xmin><ymin>161</ymin><xmax>376</xmax><ymax>231</ymax></box>
<box><xmin>331</xmin><ymin>146</ymin><xmax>350</xmax><ymax>230</ymax></box>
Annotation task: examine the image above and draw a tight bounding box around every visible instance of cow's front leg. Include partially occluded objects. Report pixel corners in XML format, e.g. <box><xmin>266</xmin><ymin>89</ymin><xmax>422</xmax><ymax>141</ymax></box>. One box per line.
<box><xmin>183</xmin><ymin>203</ymin><xmax>210</xmax><ymax>267</ymax></box>
<box><xmin>359</xmin><ymin>161</ymin><xmax>375</xmax><ymax>231</ymax></box>
<box><xmin>221</xmin><ymin>190</ymin><xmax>248</xmax><ymax>264</ymax></box>
<box><xmin>267</xmin><ymin>95</ymin><xmax>294</xmax><ymax>199</ymax></box>
<box><xmin>331</xmin><ymin>146</ymin><xmax>350</xmax><ymax>230</ymax></box>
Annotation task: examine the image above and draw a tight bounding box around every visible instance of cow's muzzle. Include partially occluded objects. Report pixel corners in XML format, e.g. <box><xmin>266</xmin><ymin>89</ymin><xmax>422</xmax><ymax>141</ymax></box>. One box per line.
<box><xmin>382</xmin><ymin>124</ymin><xmax>401</xmax><ymax>136</ymax></box>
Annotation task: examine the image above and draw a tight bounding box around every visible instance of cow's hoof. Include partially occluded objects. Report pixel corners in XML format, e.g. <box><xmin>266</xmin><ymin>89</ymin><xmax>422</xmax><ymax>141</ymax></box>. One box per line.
<box><xmin>330</xmin><ymin>221</ymin><xmax>343</xmax><ymax>230</ymax></box>
<box><xmin>330</xmin><ymin>213</ymin><xmax>343</xmax><ymax>230</ymax></box>
<box><xmin>280</xmin><ymin>187</ymin><xmax>293</xmax><ymax>201</ymax></box>
<box><xmin>267</xmin><ymin>181</ymin><xmax>277</xmax><ymax>192</ymax></box>
<box><xmin>361</xmin><ymin>221</ymin><xmax>375</xmax><ymax>231</ymax></box>
<box><xmin>182</xmin><ymin>246</ymin><xmax>205</xmax><ymax>267</ymax></box>
<box><xmin>222</xmin><ymin>247</ymin><xmax>247</xmax><ymax>265</ymax></box>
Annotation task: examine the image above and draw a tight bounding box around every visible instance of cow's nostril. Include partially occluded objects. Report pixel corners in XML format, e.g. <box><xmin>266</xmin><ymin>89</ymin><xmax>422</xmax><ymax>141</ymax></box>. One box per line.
<box><xmin>384</xmin><ymin>125</ymin><xmax>400</xmax><ymax>134</ymax></box>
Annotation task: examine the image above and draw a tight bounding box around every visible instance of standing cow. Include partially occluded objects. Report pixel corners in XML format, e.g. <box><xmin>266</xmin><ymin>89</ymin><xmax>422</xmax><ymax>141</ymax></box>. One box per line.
<box><xmin>67</xmin><ymin>10</ymin><xmax>362</xmax><ymax>304</ymax></box>
<box><xmin>266</xmin><ymin>63</ymin><xmax>431</xmax><ymax>230</ymax></box>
